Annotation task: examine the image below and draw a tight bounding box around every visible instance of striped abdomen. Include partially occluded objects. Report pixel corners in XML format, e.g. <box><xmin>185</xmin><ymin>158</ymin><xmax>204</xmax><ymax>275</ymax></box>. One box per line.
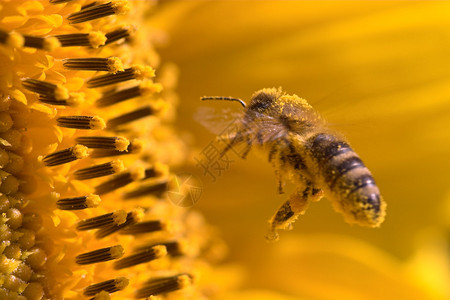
<box><xmin>307</xmin><ymin>133</ymin><xmax>386</xmax><ymax>227</ymax></box>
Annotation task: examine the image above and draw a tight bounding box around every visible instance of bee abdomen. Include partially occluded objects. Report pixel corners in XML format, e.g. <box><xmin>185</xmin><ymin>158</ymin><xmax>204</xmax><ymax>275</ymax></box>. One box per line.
<box><xmin>330</xmin><ymin>155</ymin><xmax>374</xmax><ymax>191</ymax></box>
<box><xmin>308</xmin><ymin>133</ymin><xmax>375</xmax><ymax>190</ymax></box>
<box><xmin>308</xmin><ymin>133</ymin><xmax>352</xmax><ymax>161</ymax></box>
<box><xmin>307</xmin><ymin>133</ymin><xmax>384</xmax><ymax>225</ymax></box>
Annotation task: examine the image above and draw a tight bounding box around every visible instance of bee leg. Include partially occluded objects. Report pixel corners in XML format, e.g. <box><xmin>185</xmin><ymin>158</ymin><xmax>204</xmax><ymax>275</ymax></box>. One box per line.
<box><xmin>311</xmin><ymin>187</ymin><xmax>323</xmax><ymax>202</ymax></box>
<box><xmin>219</xmin><ymin>129</ymin><xmax>244</xmax><ymax>157</ymax></box>
<box><xmin>256</xmin><ymin>130</ymin><xmax>264</xmax><ymax>146</ymax></box>
<box><xmin>240</xmin><ymin>135</ymin><xmax>253</xmax><ymax>159</ymax></box>
<box><xmin>267</xmin><ymin>144</ymin><xmax>284</xmax><ymax>194</ymax></box>
<box><xmin>266</xmin><ymin>183</ymin><xmax>321</xmax><ymax>242</ymax></box>
<box><xmin>268</xmin><ymin>143</ymin><xmax>278</xmax><ymax>163</ymax></box>
<box><xmin>275</xmin><ymin>151</ymin><xmax>288</xmax><ymax>194</ymax></box>
<box><xmin>274</xmin><ymin>169</ymin><xmax>284</xmax><ymax>194</ymax></box>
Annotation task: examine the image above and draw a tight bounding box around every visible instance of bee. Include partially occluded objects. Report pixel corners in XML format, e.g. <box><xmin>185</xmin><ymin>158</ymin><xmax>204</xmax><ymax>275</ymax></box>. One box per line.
<box><xmin>201</xmin><ymin>87</ymin><xmax>386</xmax><ymax>241</ymax></box>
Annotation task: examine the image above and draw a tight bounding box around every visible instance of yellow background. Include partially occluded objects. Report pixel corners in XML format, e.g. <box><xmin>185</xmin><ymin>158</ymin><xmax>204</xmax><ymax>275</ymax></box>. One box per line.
<box><xmin>150</xmin><ymin>2</ymin><xmax>450</xmax><ymax>299</ymax></box>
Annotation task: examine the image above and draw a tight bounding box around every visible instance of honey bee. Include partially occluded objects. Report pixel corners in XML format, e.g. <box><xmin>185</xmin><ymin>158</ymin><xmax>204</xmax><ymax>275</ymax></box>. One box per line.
<box><xmin>201</xmin><ymin>87</ymin><xmax>386</xmax><ymax>241</ymax></box>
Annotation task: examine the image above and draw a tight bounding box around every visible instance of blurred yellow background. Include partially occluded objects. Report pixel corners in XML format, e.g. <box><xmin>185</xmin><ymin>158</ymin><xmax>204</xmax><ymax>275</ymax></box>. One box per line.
<box><xmin>150</xmin><ymin>1</ymin><xmax>450</xmax><ymax>299</ymax></box>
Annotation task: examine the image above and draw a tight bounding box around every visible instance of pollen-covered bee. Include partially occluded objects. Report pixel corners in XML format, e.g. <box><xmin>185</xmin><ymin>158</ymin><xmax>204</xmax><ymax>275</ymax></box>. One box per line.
<box><xmin>201</xmin><ymin>87</ymin><xmax>386</xmax><ymax>241</ymax></box>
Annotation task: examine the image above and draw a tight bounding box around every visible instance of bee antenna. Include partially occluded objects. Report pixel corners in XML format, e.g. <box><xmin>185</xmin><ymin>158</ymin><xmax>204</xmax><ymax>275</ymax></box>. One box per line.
<box><xmin>200</xmin><ymin>96</ymin><xmax>247</xmax><ymax>108</ymax></box>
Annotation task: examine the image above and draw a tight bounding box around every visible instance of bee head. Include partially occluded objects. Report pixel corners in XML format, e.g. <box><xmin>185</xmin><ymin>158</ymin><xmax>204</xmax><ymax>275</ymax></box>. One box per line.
<box><xmin>248</xmin><ymin>88</ymin><xmax>282</xmax><ymax>114</ymax></box>
<box><xmin>201</xmin><ymin>88</ymin><xmax>316</xmax><ymax>122</ymax></box>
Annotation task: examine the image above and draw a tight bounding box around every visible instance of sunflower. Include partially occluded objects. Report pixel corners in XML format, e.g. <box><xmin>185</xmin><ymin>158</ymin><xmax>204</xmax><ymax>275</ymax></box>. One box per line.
<box><xmin>2</xmin><ymin>1</ymin><xmax>450</xmax><ymax>300</ymax></box>
<box><xmin>0</xmin><ymin>0</ymin><xmax>231</xmax><ymax>299</ymax></box>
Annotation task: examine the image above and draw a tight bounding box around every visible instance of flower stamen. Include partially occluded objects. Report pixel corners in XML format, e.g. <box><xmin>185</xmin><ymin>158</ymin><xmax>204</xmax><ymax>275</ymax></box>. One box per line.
<box><xmin>94</xmin><ymin>164</ymin><xmax>166</xmax><ymax>195</ymax></box>
<box><xmin>76</xmin><ymin>136</ymin><xmax>130</xmax><ymax>151</ymax></box>
<box><xmin>94</xmin><ymin>167</ymin><xmax>145</xmax><ymax>195</ymax></box>
<box><xmin>105</xmin><ymin>26</ymin><xmax>133</xmax><ymax>45</ymax></box>
<box><xmin>63</xmin><ymin>57</ymin><xmax>124</xmax><ymax>73</ymax></box>
<box><xmin>95</xmin><ymin>209</ymin><xmax>143</xmax><ymax>238</ymax></box>
<box><xmin>42</xmin><ymin>145</ymin><xmax>89</xmax><ymax>167</ymax></box>
<box><xmin>56</xmin><ymin>116</ymin><xmax>106</xmax><ymax>130</ymax></box>
<box><xmin>22</xmin><ymin>79</ymin><xmax>69</xmax><ymax>101</ymax></box>
<box><xmin>54</xmin><ymin>32</ymin><xmax>106</xmax><ymax>48</ymax></box>
<box><xmin>87</xmin><ymin>65</ymin><xmax>155</xmax><ymax>88</ymax></box>
<box><xmin>120</xmin><ymin>220</ymin><xmax>167</xmax><ymax>235</ymax></box>
<box><xmin>113</xmin><ymin>245</ymin><xmax>167</xmax><ymax>269</ymax></box>
<box><xmin>83</xmin><ymin>277</ymin><xmax>129</xmax><ymax>296</ymax></box>
<box><xmin>75</xmin><ymin>245</ymin><xmax>124</xmax><ymax>265</ymax></box>
<box><xmin>56</xmin><ymin>194</ymin><xmax>101</xmax><ymax>210</ymax></box>
<box><xmin>74</xmin><ymin>160</ymin><xmax>125</xmax><ymax>180</ymax></box>
<box><xmin>144</xmin><ymin>164</ymin><xmax>169</xmax><ymax>179</ymax></box>
<box><xmin>0</xmin><ymin>30</ymin><xmax>24</xmax><ymax>48</ymax></box>
<box><xmin>77</xmin><ymin>210</ymin><xmax>127</xmax><ymax>231</ymax></box>
<box><xmin>96</xmin><ymin>82</ymin><xmax>162</xmax><ymax>107</ymax></box>
<box><xmin>43</xmin><ymin>93</ymin><xmax>85</xmax><ymax>106</ymax></box>
<box><xmin>49</xmin><ymin>0</ymin><xmax>75</xmax><ymax>4</ymax></box>
<box><xmin>107</xmin><ymin>106</ymin><xmax>156</xmax><ymax>128</ymax></box>
<box><xmin>22</xmin><ymin>35</ymin><xmax>60</xmax><ymax>51</ymax></box>
<box><xmin>123</xmin><ymin>180</ymin><xmax>168</xmax><ymax>200</ymax></box>
<box><xmin>90</xmin><ymin>140</ymin><xmax>143</xmax><ymax>158</ymax></box>
<box><xmin>136</xmin><ymin>241</ymin><xmax>186</xmax><ymax>257</ymax></box>
<box><xmin>136</xmin><ymin>274</ymin><xmax>192</xmax><ymax>298</ymax></box>
<box><xmin>68</xmin><ymin>1</ymin><xmax>131</xmax><ymax>24</ymax></box>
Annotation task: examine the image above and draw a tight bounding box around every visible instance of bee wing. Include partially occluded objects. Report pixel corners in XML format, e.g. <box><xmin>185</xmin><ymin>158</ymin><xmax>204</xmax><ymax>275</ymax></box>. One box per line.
<box><xmin>195</xmin><ymin>106</ymin><xmax>289</xmax><ymax>159</ymax></box>
<box><xmin>194</xmin><ymin>106</ymin><xmax>245</xmax><ymax>135</ymax></box>
<box><xmin>195</xmin><ymin>106</ymin><xmax>288</xmax><ymax>142</ymax></box>
<box><xmin>246</xmin><ymin>110</ymin><xmax>289</xmax><ymax>144</ymax></box>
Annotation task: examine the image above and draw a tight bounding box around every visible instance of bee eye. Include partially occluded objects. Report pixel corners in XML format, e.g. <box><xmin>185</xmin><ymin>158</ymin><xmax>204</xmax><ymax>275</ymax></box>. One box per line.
<box><xmin>249</xmin><ymin>101</ymin><xmax>271</xmax><ymax>111</ymax></box>
<box><xmin>249</xmin><ymin>93</ymin><xmax>274</xmax><ymax>111</ymax></box>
